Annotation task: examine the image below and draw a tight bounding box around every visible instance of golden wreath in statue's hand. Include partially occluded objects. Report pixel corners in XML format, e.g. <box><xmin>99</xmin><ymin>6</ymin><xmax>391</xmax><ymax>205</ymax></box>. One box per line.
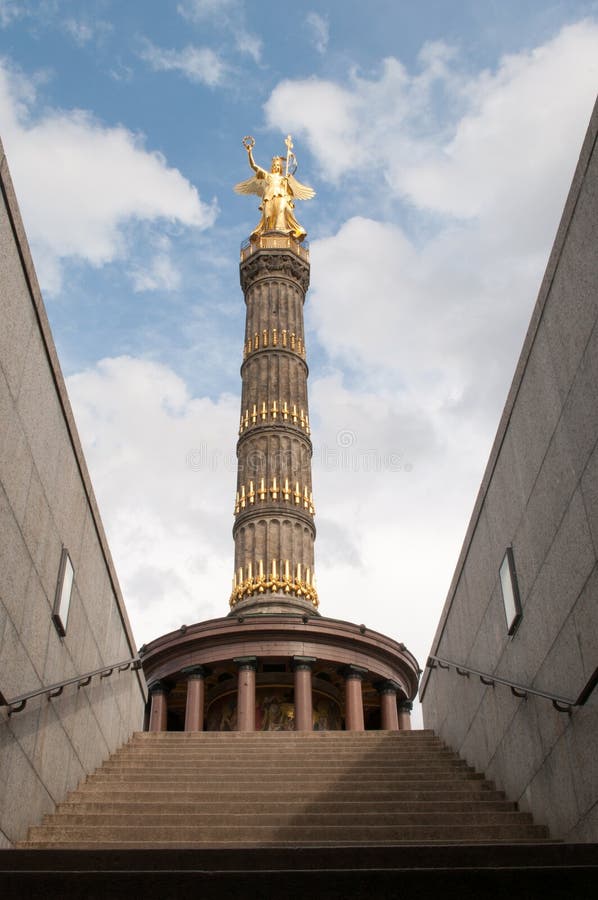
<box><xmin>242</xmin><ymin>135</ymin><xmax>255</xmax><ymax>151</ymax></box>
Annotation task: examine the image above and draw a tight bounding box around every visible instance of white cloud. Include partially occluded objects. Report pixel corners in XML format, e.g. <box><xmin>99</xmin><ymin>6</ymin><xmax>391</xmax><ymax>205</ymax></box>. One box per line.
<box><xmin>177</xmin><ymin>0</ymin><xmax>237</xmax><ymax>20</ymax></box>
<box><xmin>0</xmin><ymin>0</ymin><xmax>22</xmax><ymax>27</ymax></box>
<box><xmin>109</xmin><ymin>62</ymin><xmax>134</xmax><ymax>83</ymax></box>
<box><xmin>399</xmin><ymin>26</ymin><xmax>598</xmax><ymax>226</ymax></box>
<box><xmin>308</xmin><ymin>213</ymin><xmax>543</xmax><ymax>425</ymax></box>
<box><xmin>265</xmin><ymin>22</ymin><xmax>598</xmax><ymax>228</ymax></box>
<box><xmin>0</xmin><ymin>4</ymin><xmax>111</xmax><ymax>42</ymax></box>
<box><xmin>130</xmin><ymin>254</ymin><xmax>182</xmax><ymax>293</ymax></box>
<box><xmin>62</xmin><ymin>18</ymin><xmax>112</xmax><ymax>46</ymax></box>
<box><xmin>265</xmin><ymin>76</ymin><xmax>359</xmax><ymax>177</ymax></box>
<box><xmin>176</xmin><ymin>0</ymin><xmax>262</xmax><ymax>64</ymax></box>
<box><xmin>309</xmin><ymin>370</ymin><xmax>482</xmax><ymax>678</ymax></box>
<box><xmin>63</xmin><ymin>18</ymin><xmax>94</xmax><ymax>45</ymax></box>
<box><xmin>266</xmin><ymin>22</ymin><xmax>598</xmax><ymax>415</ymax></box>
<box><xmin>235</xmin><ymin>30</ymin><xmax>262</xmax><ymax>64</ymax></box>
<box><xmin>306</xmin><ymin>11</ymin><xmax>329</xmax><ymax>54</ymax></box>
<box><xmin>139</xmin><ymin>40</ymin><xmax>227</xmax><ymax>87</ymax></box>
<box><xmin>66</xmin><ymin>356</ymin><xmax>238</xmax><ymax>644</ymax></box>
<box><xmin>259</xmin><ymin>20</ymin><xmax>598</xmax><ymax>709</ymax></box>
<box><xmin>67</xmin><ymin>351</ymin><xmax>479</xmax><ymax>726</ymax></box>
<box><xmin>0</xmin><ymin>60</ymin><xmax>216</xmax><ymax>293</ymax></box>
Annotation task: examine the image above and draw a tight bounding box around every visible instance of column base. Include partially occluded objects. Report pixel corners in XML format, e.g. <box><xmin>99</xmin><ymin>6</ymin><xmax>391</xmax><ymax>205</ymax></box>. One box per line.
<box><xmin>228</xmin><ymin>592</ymin><xmax>320</xmax><ymax>618</ymax></box>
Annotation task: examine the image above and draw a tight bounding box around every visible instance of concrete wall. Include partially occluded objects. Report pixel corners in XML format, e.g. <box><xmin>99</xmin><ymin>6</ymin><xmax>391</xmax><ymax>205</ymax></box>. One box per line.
<box><xmin>0</xmin><ymin>139</ymin><xmax>147</xmax><ymax>847</ymax></box>
<box><xmin>421</xmin><ymin>98</ymin><xmax>598</xmax><ymax>841</ymax></box>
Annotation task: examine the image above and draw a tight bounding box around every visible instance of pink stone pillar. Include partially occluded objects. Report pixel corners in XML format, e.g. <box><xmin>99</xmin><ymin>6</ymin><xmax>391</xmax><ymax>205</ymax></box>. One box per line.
<box><xmin>378</xmin><ymin>681</ymin><xmax>399</xmax><ymax>731</ymax></box>
<box><xmin>182</xmin><ymin>665</ymin><xmax>207</xmax><ymax>731</ymax></box>
<box><xmin>148</xmin><ymin>681</ymin><xmax>169</xmax><ymax>732</ymax></box>
<box><xmin>235</xmin><ymin>657</ymin><xmax>257</xmax><ymax>732</ymax></box>
<box><xmin>398</xmin><ymin>699</ymin><xmax>413</xmax><ymax>731</ymax></box>
<box><xmin>343</xmin><ymin>666</ymin><xmax>367</xmax><ymax>732</ymax></box>
<box><xmin>293</xmin><ymin>656</ymin><xmax>316</xmax><ymax>731</ymax></box>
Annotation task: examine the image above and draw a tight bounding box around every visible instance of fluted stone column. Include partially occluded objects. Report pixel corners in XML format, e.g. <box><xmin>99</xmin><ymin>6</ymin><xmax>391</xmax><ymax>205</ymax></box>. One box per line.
<box><xmin>182</xmin><ymin>665</ymin><xmax>207</xmax><ymax>731</ymax></box>
<box><xmin>229</xmin><ymin>237</ymin><xmax>319</xmax><ymax>616</ymax></box>
<box><xmin>235</xmin><ymin>656</ymin><xmax>257</xmax><ymax>732</ymax></box>
<box><xmin>343</xmin><ymin>665</ymin><xmax>367</xmax><ymax>732</ymax></box>
<box><xmin>148</xmin><ymin>681</ymin><xmax>169</xmax><ymax>732</ymax></box>
<box><xmin>293</xmin><ymin>656</ymin><xmax>316</xmax><ymax>731</ymax></box>
<box><xmin>377</xmin><ymin>680</ymin><xmax>399</xmax><ymax>731</ymax></box>
<box><xmin>398</xmin><ymin>699</ymin><xmax>413</xmax><ymax>731</ymax></box>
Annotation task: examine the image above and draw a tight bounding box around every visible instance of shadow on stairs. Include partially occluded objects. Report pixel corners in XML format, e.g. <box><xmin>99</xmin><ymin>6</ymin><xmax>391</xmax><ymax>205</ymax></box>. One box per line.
<box><xmin>2</xmin><ymin>730</ymin><xmax>597</xmax><ymax>897</ymax></box>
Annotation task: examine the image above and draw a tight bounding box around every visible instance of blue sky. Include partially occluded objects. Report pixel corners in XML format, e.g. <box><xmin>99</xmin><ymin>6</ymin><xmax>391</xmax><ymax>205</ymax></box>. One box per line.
<box><xmin>1</xmin><ymin>0</ymin><xmax>597</xmax><ymax>721</ymax></box>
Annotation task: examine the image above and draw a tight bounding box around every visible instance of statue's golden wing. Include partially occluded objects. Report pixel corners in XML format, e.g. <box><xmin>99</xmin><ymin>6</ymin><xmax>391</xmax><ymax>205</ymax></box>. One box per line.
<box><xmin>287</xmin><ymin>174</ymin><xmax>316</xmax><ymax>200</ymax></box>
<box><xmin>234</xmin><ymin>175</ymin><xmax>265</xmax><ymax>197</ymax></box>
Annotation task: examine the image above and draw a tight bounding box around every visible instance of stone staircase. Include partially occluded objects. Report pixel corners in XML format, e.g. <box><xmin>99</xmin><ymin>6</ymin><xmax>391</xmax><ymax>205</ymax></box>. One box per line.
<box><xmin>20</xmin><ymin>730</ymin><xmax>549</xmax><ymax>848</ymax></box>
<box><xmin>6</xmin><ymin>731</ymin><xmax>598</xmax><ymax>897</ymax></box>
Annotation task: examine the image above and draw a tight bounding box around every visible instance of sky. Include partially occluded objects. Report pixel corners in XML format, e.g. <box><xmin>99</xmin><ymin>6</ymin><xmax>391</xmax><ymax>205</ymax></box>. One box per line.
<box><xmin>1</xmin><ymin>0</ymin><xmax>597</xmax><ymax>724</ymax></box>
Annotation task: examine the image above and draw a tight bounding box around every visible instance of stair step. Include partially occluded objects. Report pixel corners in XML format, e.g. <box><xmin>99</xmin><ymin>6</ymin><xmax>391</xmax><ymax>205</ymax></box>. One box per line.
<box><xmin>109</xmin><ymin>751</ymin><xmax>464</xmax><ymax>768</ymax></box>
<box><xmin>84</xmin><ymin>774</ymin><xmax>486</xmax><ymax>787</ymax></box>
<box><xmin>79</xmin><ymin>779</ymin><xmax>494</xmax><ymax>794</ymax></box>
<box><xmin>59</xmin><ymin>799</ymin><xmax>516</xmax><ymax>815</ymax></box>
<box><xmin>24</xmin><ymin>822</ymin><xmax>549</xmax><ymax>845</ymax></box>
<box><xmin>68</xmin><ymin>786</ymin><xmax>505</xmax><ymax>802</ymax></box>
<box><xmin>126</xmin><ymin>740</ymin><xmax>444</xmax><ymax>748</ymax></box>
<box><xmin>102</xmin><ymin>760</ymin><xmax>469</xmax><ymax>777</ymax></box>
<box><xmin>130</xmin><ymin>731</ymin><xmax>439</xmax><ymax>739</ymax></box>
<box><xmin>87</xmin><ymin>764</ymin><xmax>483</xmax><ymax>778</ymax></box>
<box><xmin>10</xmin><ymin>843</ymin><xmax>596</xmax><ymax>900</ymax></box>
<box><xmin>46</xmin><ymin>811</ymin><xmax>531</xmax><ymax>827</ymax></box>
<box><xmin>22</xmin><ymin>730</ymin><xmax>549</xmax><ymax>851</ymax></box>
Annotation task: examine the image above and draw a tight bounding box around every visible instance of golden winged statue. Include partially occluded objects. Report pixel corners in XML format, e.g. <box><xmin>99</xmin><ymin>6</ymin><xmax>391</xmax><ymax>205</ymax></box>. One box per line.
<box><xmin>234</xmin><ymin>135</ymin><xmax>315</xmax><ymax>241</ymax></box>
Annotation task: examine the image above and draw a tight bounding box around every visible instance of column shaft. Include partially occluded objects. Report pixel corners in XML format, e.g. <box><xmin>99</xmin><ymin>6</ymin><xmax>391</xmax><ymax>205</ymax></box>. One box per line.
<box><xmin>149</xmin><ymin>687</ymin><xmax>168</xmax><ymax>732</ymax></box>
<box><xmin>345</xmin><ymin>676</ymin><xmax>365</xmax><ymax>732</ymax></box>
<box><xmin>236</xmin><ymin>659</ymin><xmax>257</xmax><ymax>731</ymax></box>
<box><xmin>380</xmin><ymin>690</ymin><xmax>399</xmax><ymax>731</ymax></box>
<box><xmin>398</xmin><ymin>701</ymin><xmax>413</xmax><ymax>731</ymax></box>
<box><xmin>184</xmin><ymin>677</ymin><xmax>205</xmax><ymax>731</ymax></box>
<box><xmin>293</xmin><ymin>660</ymin><xmax>314</xmax><ymax>731</ymax></box>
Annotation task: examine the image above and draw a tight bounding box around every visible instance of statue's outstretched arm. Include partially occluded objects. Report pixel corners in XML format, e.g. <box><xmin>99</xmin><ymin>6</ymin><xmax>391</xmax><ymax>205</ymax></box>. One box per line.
<box><xmin>242</xmin><ymin>136</ymin><xmax>266</xmax><ymax>179</ymax></box>
<box><xmin>247</xmin><ymin>146</ymin><xmax>259</xmax><ymax>174</ymax></box>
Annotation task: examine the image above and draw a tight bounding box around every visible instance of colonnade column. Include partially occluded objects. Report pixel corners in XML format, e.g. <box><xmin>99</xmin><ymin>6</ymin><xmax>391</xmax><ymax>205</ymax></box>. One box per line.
<box><xmin>342</xmin><ymin>665</ymin><xmax>367</xmax><ymax>731</ymax></box>
<box><xmin>293</xmin><ymin>656</ymin><xmax>316</xmax><ymax>731</ymax></box>
<box><xmin>148</xmin><ymin>680</ymin><xmax>170</xmax><ymax>732</ymax></box>
<box><xmin>398</xmin><ymin>699</ymin><xmax>413</xmax><ymax>731</ymax></box>
<box><xmin>235</xmin><ymin>656</ymin><xmax>257</xmax><ymax>731</ymax></box>
<box><xmin>182</xmin><ymin>665</ymin><xmax>207</xmax><ymax>731</ymax></box>
<box><xmin>377</xmin><ymin>680</ymin><xmax>400</xmax><ymax>731</ymax></box>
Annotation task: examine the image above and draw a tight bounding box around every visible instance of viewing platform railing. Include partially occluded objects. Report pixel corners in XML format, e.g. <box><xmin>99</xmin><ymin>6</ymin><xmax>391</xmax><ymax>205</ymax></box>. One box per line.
<box><xmin>240</xmin><ymin>233</ymin><xmax>310</xmax><ymax>263</ymax></box>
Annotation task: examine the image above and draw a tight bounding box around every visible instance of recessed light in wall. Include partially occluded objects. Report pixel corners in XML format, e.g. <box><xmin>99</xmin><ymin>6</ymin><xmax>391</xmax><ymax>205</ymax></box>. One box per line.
<box><xmin>52</xmin><ymin>547</ymin><xmax>74</xmax><ymax>637</ymax></box>
<box><xmin>499</xmin><ymin>546</ymin><xmax>522</xmax><ymax>636</ymax></box>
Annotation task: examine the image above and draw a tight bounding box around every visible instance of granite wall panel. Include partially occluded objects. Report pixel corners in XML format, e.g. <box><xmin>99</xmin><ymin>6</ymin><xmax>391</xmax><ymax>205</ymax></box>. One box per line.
<box><xmin>0</xmin><ymin>139</ymin><xmax>146</xmax><ymax>846</ymax></box>
<box><xmin>421</xmin><ymin>99</ymin><xmax>598</xmax><ymax>840</ymax></box>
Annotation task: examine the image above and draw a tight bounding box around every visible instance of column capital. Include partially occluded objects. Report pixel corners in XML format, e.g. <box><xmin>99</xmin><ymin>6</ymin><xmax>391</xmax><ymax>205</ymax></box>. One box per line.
<box><xmin>375</xmin><ymin>679</ymin><xmax>400</xmax><ymax>695</ymax></box>
<box><xmin>180</xmin><ymin>665</ymin><xmax>209</xmax><ymax>680</ymax></box>
<box><xmin>234</xmin><ymin>656</ymin><xmax>258</xmax><ymax>671</ymax></box>
<box><xmin>240</xmin><ymin>249</ymin><xmax>310</xmax><ymax>293</ymax></box>
<box><xmin>148</xmin><ymin>679</ymin><xmax>171</xmax><ymax>695</ymax></box>
<box><xmin>340</xmin><ymin>664</ymin><xmax>368</xmax><ymax>681</ymax></box>
<box><xmin>398</xmin><ymin>699</ymin><xmax>413</xmax><ymax>712</ymax></box>
<box><xmin>292</xmin><ymin>656</ymin><xmax>317</xmax><ymax>672</ymax></box>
